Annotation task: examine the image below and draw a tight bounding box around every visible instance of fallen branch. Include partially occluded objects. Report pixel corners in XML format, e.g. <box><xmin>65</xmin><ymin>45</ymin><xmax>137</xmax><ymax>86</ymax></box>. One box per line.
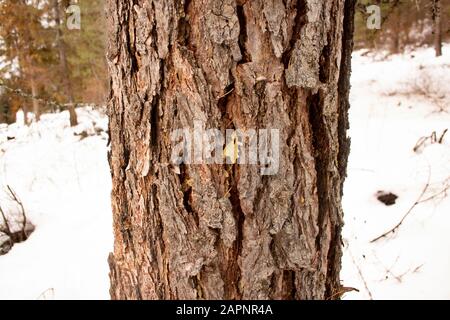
<box><xmin>0</xmin><ymin>186</ymin><xmax>35</xmax><ymax>255</ymax></box>
<box><xmin>6</xmin><ymin>185</ymin><xmax>28</xmax><ymax>240</ymax></box>
<box><xmin>0</xmin><ymin>204</ymin><xmax>12</xmax><ymax>236</ymax></box>
<box><xmin>413</xmin><ymin>129</ymin><xmax>448</xmax><ymax>153</ymax></box>
<box><xmin>438</xmin><ymin>129</ymin><xmax>448</xmax><ymax>144</ymax></box>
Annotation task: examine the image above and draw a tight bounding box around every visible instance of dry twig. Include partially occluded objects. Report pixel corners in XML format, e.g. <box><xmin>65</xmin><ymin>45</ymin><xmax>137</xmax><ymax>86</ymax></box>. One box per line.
<box><xmin>0</xmin><ymin>204</ymin><xmax>12</xmax><ymax>235</ymax></box>
<box><xmin>371</xmin><ymin>172</ymin><xmax>430</xmax><ymax>243</ymax></box>
<box><xmin>349</xmin><ymin>249</ymin><xmax>373</xmax><ymax>300</ymax></box>
<box><xmin>6</xmin><ymin>185</ymin><xmax>27</xmax><ymax>239</ymax></box>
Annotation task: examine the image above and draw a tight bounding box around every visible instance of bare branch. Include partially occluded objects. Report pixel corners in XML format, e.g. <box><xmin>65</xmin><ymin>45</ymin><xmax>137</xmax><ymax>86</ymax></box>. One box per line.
<box><xmin>0</xmin><ymin>204</ymin><xmax>12</xmax><ymax>236</ymax></box>
<box><xmin>6</xmin><ymin>185</ymin><xmax>27</xmax><ymax>239</ymax></box>
<box><xmin>438</xmin><ymin>129</ymin><xmax>448</xmax><ymax>144</ymax></box>
<box><xmin>371</xmin><ymin>169</ymin><xmax>432</xmax><ymax>243</ymax></box>
<box><xmin>349</xmin><ymin>248</ymin><xmax>373</xmax><ymax>299</ymax></box>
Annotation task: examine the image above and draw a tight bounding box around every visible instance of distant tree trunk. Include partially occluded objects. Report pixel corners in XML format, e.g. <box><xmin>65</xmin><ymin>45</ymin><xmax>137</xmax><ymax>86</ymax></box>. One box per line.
<box><xmin>53</xmin><ymin>0</ymin><xmax>78</xmax><ymax>126</ymax></box>
<box><xmin>392</xmin><ymin>17</ymin><xmax>401</xmax><ymax>54</ymax></box>
<box><xmin>432</xmin><ymin>0</ymin><xmax>442</xmax><ymax>57</ymax></box>
<box><xmin>107</xmin><ymin>0</ymin><xmax>356</xmax><ymax>300</ymax></box>
<box><xmin>22</xmin><ymin>53</ymin><xmax>39</xmax><ymax>123</ymax></box>
<box><xmin>22</xmin><ymin>105</ymin><xmax>29</xmax><ymax>125</ymax></box>
<box><xmin>30</xmin><ymin>77</ymin><xmax>40</xmax><ymax>122</ymax></box>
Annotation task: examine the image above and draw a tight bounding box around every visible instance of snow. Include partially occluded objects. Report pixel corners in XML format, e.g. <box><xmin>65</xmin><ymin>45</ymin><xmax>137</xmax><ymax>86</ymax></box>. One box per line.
<box><xmin>0</xmin><ymin>45</ymin><xmax>449</xmax><ymax>300</ymax></box>
<box><xmin>341</xmin><ymin>44</ymin><xmax>450</xmax><ymax>300</ymax></box>
<box><xmin>0</xmin><ymin>107</ymin><xmax>112</xmax><ymax>300</ymax></box>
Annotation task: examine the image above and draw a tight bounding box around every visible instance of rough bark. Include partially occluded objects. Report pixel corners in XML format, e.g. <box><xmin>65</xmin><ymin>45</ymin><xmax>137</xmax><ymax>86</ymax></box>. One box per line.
<box><xmin>107</xmin><ymin>0</ymin><xmax>355</xmax><ymax>300</ymax></box>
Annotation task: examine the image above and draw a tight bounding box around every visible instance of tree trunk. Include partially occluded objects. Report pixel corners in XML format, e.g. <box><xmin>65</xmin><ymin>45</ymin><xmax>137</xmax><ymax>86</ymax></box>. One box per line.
<box><xmin>22</xmin><ymin>105</ymin><xmax>29</xmax><ymax>126</ymax></box>
<box><xmin>53</xmin><ymin>0</ymin><xmax>78</xmax><ymax>126</ymax></box>
<box><xmin>107</xmin><ymin>0</ymin><xmax>355</xmax><ymax>300</ymax></box>
<box><xmin>30</xmin><ymin>77</ymin><xmax>40</xmax><ymax>122</ymax></box>
<box><xmin>432</xmin><ymin>0</ymin><xmax>442</xmax><ymax>57</ymax></box>
<box><xmin>392</xmin><ymin>17</ymin><xmax>401</xmax><ymax>54</ymax></box>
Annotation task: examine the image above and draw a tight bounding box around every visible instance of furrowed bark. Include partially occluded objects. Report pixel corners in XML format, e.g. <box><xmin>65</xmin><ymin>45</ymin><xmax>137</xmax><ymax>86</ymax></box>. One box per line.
<box><xmin>107</xmin><ymin>0</ymin><xmax>355</xmax><ymax>300</ymax></box>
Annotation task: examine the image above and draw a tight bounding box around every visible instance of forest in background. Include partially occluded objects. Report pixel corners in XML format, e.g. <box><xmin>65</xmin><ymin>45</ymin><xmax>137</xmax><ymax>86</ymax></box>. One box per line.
<box><xmin>355</xmin><ymin>0</ymin><xmax>450</xmax><ymax>52</ymax></box>
<box><xmin>0</xmin><ymin>0</ymin><xmax>107</xmax><ymax>125</ymax></box>
<box><xmin>0</xmin><ymin>0</ymin><xmax>449</xmax><ymax>126</ymax></box>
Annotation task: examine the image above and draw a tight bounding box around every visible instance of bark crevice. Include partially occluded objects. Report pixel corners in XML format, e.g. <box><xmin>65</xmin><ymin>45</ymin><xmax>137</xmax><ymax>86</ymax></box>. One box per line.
<box><xmin>282</xmin><ymin>0</ymin><xmax>308</xmax><ymax>69</ymax></box>
<box><xmin>236</xmin><ymin>3</ymin><xmax>251</xmax><ymax>64</ymax></box>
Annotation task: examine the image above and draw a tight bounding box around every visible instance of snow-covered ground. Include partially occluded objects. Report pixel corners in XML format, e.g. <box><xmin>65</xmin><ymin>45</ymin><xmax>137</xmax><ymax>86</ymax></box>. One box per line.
<box><xmin>0</xmin><ymin>45</ymin><xmax>449</xmax><ymax>300</ymax></box>
<box><xmin>0</xmin><ymin>107</ymin><xmax>112</xmax><ymax>299</ymax></box>
<box><xmin>342</xmin><ymin>45</ymin><xmax>450</xmax><ymax>299</ymax></box>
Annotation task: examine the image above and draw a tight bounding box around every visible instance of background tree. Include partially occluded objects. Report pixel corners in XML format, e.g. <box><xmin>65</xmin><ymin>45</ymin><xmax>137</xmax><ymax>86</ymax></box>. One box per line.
<box><xmin>432</xmin><ymin>0</ymin><xmax>443</xmax><ymax>56</ymax></box>
<box><xmin>107</xmin><ymin>0</ymin><xmax>356</xmax><ymax>299</ymax></box>
<box><xmin>63</xmin><ymin>0</ymin><xmax>108</xmax><ymax>105</ymax></box>
<box><xmin>354</xmin><ymin>0</ymin><xmax>450</xmax><ymax>54</ymax></box>
<box><xmin>0</xmin><ymin>0</ymin><xmax>108</xmax><ymax>125</ymax></box>
<box><xmin>52</xmin><ymin>0</ymin><xmax>78</xmax><ymax>126</ymax></box>
<box><xmin>0</xmin><ymin>0</ymin><xmax>55</xmax><ymax>123</ymax></box>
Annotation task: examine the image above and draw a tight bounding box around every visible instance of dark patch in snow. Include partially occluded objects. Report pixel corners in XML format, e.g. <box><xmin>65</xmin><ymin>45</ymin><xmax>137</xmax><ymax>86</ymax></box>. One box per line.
<box><xmin>74</xmin><ymin>130</ymin><xmax>89</xmax><ymax>140</ymax></box>
<box><xmin>376</xmin><ymin>191</ymin><xmax>398</xmax><ymax>206</ymax></box>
